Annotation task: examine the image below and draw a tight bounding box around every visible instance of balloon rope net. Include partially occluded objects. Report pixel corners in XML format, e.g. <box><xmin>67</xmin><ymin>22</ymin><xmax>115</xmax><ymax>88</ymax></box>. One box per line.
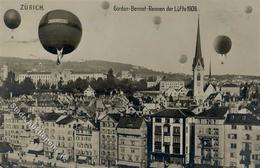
<box><xmin>56</xmin><ymin>48</ymin><xmax>64</xmax><ymax>65</ymax></box>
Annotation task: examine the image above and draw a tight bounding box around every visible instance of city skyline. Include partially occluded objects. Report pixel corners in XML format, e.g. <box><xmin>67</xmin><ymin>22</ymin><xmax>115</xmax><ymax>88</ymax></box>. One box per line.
<box><xmin>0</xmin><ymin>0</ymin><xmax>259</xmax><ymax>76</ymax></box>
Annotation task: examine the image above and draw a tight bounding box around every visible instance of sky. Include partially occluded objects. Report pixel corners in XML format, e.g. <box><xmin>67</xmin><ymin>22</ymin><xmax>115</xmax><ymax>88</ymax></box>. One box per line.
<box><xmin>0</xmin><ymin>0</ymin><xmax>259</xmax><ymax>76</ymax></box>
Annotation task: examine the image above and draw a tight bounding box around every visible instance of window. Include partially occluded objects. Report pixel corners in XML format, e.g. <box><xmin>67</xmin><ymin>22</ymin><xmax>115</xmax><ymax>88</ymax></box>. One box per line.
<box><xmin>155</xmin><ymin>126</ymin><xmax>162</xmax><ymax>135</ymax></box>
<box><xmin>231</xmin><ymin>125</ymin><xmax>237</xmax><ymax>129</ymax></box>
<box><xmin>165</xmin><ymin>118</ymin><xmax>170</xmax><ymax>123</ymax></box>
<box><xmin>155</xmin><ymin>118</ymin><xmax>161</xmax><ymax>123</ymax></box>
<box><xmin>245</xmin><ymin>134</ymin><xmax>250</xmax><ymax>140</ymax></box>
<box><xmin>230</xmin><ymin>143</ymin><xmax>237</xmax><ymax>149</ymax></box>
<box><xmin>197</xmin><ymin>73</ymin><xmax>201</xmax><ymax>81</ymax></box>
<box><xmin>257</xmin><ymin>135</ymin><xmax>260</xmax><ymax>140</ymax></box>
<box><xmin>228</xmin><ymin>134</ymin><xmax>237</xmax><ymax>139</ymax></box>
<box><xmin>245</xmin><ymin>125</ymin><xmax>252</xmax><ymax>130</ymax></box>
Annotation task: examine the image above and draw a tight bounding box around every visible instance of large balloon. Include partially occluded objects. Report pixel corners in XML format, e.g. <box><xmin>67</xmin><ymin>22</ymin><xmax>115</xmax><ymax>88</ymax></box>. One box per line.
<box><xmin>214</xmin><ymin>35</ymin><xmax>232</xmax><ymax>64</ymax></box>
<box><xmin>4</xmin><ymin>9</ymin><xmax>21</xmax><ymax>30</ymax></box>
<box><xmin>179</xmin><ymin>54</ymin><xmax>188</xmax><ymax>65</ymax></box>
<box><xmin>38</xmin><ymin>10</ymin><xmax>82</xmax><ymax>65</ymax></box>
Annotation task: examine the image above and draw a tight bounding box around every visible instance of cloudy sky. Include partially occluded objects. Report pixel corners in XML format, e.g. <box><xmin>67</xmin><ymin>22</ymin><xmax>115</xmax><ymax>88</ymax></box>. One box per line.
<box><xmin>0</xmin><ymin>0</ymin><xmax>259</xmax><ymax>76</ymax></box>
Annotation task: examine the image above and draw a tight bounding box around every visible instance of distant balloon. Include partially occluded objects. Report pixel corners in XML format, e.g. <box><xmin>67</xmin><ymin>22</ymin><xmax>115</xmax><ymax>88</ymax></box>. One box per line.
<box><xmin>214</xmin><ymin>35</ymin><xmax>232</xmax><ymax>64</ymax></box>
<box><xmin>153</xmin><ymin>16</ymin><xmax>162</xmax><ymax>30</ymax></box>
<box><xmin>38</xmin><ymin>10</ymin><xmax>82</xmax><ymax>65</ymax></box>
<box><xmin>102</xmin><ymin>1</ymin><xmax>110</xmax><ymax>10</ymax></box>
<box><xmin>4</xmin><ymin>9</ymin><xmax>21</xmax><ymax>30</ymax></box>
<box><xmin>179</xmin><ymin>54</ymin><xmax>188</xmax><ymax>65</ymax></box>
<box><xmin>245</xmin><ymin>5</ymin><xmax>253</xmax><ymax>14</ymax></box>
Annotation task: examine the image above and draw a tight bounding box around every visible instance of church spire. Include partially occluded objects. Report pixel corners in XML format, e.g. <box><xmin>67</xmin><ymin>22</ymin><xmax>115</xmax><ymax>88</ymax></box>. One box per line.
<box><xmin>209</xmin><ymin>57</ymin><xmax>212</xmax><ymax>81</ymax></box>
<box><xmin>192</xmin><ymin>16</ymin><xmax>204</xmax><ymax>71</ymax></box>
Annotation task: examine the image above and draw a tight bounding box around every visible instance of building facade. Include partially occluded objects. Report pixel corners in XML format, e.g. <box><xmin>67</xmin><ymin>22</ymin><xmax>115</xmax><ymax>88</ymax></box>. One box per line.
<box><xmin>194</xmin><ymin>106</ymin><xmax>229</xmax><ymax>167</ymax></box>
<box><xmin>117</xmin><ymin>115</ymin><xmax>147</xmax><ymax>168</ymax></box>
<box><xmin>99</xmin><ymin>113</ymin><xmax>121</xmax><ymax>166</ymax></box>
<box><xmin>150</xmin><ymin>108</ymin><xmax>195</xmax><ymax>168</ymax></box>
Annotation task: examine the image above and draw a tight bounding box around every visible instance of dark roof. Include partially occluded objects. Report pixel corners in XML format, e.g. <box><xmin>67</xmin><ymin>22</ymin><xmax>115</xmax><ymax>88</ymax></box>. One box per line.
<box><xmin>0</xmin><ymin>142</ymin><xmax>13</xmax><ymax>153</ymax></box>
<box><xmin>107</xmin><ymin>113</ymin><xmax>121</xmax><ymax>122</ymax></box>
<box><xmin>204</xmin><ymin>83</ymin><xmax>216</xmax><ymax>92</ymax></box>
<box><xmin>117</xmin><ymin>116</ymin><xmax>144</xmax><ymax>129</ymax></box>
<box><xmin>225</xmin><ymin>113</ymin><xmax>260</xmax><ymax>125</ymax></box>
<box><xmin>41</xmin><ymin>112</ymin><xmax>61</xmax><ymax>122</ymax></box>
<box><xmin>192</xmin><ymin>18</ymin><xmax>204</xmax><ymax>70</ymax></box>
<box><xmin>196</xmin><ymin>106</ymin><xmax>229</xmax><ymax>119</ymax></box>
<box><xmin>56</xmin><ymin>115</ymin><xmax>74</xmax><ymax>125</ymax></box>
<box><xmin>206</xmin><ymin>92</ymin><xmax>222</xmax><ymax>100</ymax></box>
<box><xmin>222</xmin><ymin>83</ymin><xmax>239</xmax><ymax>87</ymax></box>
<box><xmin>152</xmin><ymin>108</ymin><xmax>194</xmax><ymax>118</ymax></box>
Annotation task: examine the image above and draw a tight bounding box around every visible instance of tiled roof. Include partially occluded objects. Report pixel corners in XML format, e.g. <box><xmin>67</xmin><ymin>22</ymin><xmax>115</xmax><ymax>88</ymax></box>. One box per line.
<box><xmin>196</xmin><ymin>106</ymin><xmax>229</xmax><ymax>119</ymax></box>
<box><xmin>117</xmin><ymin>115</ymin><xmax>145</xmax><ymax>129</ymax></box>
<box><xmin>56</xmin><ymin>115</ymin><xmax>74</xmax><ymax>125</ymax></box>
<box><xmin>152</xmin><ymin>108</ymin><xmax>194</xmax><ymax>118</ymax></box>
<box><xmin>0</xmin><ymin>142</ymin><xmax>13</xmax><ymax>153</ymax></box>
<box><xmin>225</xmin><ymin>113</ymin><xmax>260</xmax><ymax>125</ymax></box>
<box><xmin>107</xmin><ymin>113</ymin><xmax>121</xmax><ymax>122</ymax></box>
<box><xmin>41</xmin><ymin>112</ymin><xmax>61</xmax><ymax>122</ymax></box>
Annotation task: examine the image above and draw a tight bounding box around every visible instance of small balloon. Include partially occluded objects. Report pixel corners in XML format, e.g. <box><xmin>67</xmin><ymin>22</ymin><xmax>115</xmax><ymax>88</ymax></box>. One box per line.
<box><xmin>102</xmin><ymin>1</ymin><xmax>110</xmax><ymax>10</ymax></box>
<box><xmin>153</xmin><ymin>16</ymin><xmax>161</xmax><ymax>25</ymax></box>
<box><xmin>153</xmin><ymin>16</ymin><xmax>162</xmax><ymax>30</ymax></box>
<box><xmin>214</xmin><ymin>35</ymin><xmax>232</xmax><ymax>55</ymax></box>
<box><xmin>245</xmin><ymin>5</ymin><xmax>253</xmax><ymax>14</ymax></box>
<box><xmin>179</xmin><ymin>54</ymin><xmax>188</xmax><ymax>64</ymax></box>
<box><xmin>4</xmin><ymin>9</ymin><xmax>21</xmax><ymax>30</ymax></box>
<box><xmin>214</xmin><ymin>35</ymin><xmax>232</xmax><ymax>64</ymax></box>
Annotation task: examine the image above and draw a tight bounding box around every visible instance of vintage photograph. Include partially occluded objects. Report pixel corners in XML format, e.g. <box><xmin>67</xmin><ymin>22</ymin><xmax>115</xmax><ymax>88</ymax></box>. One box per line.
<box><xmin>0</xmin><ymin>0</ymin><xmax>259</xmax><ymax>167</ymax></box>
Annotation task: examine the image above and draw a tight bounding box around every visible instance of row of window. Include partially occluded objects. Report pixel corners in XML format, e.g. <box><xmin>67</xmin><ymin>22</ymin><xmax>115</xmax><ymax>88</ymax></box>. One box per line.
<box><xmin>231</xmin><ymin>125</ymin><xmax>252</xmax><ymax>130</ymax></box>
<box><xmin>155</xmin><ymin>118</ymin><xmax>180</xmax><ymax>123</ymax></box>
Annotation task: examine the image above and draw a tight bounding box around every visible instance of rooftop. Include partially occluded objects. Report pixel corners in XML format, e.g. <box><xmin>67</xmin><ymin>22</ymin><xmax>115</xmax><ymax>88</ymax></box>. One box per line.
<box><xmin>152</xmin><ymin>108</ymin><xmax>194</xmax><ymax>118</ymax></box>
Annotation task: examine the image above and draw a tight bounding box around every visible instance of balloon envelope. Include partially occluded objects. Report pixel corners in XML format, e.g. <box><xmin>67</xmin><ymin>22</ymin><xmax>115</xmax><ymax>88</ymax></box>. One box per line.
<box><xmin>245</xmin><ymin>6</ymin><xmax>253</xmax><ymax>14</ymax></box>
<box><xmin>4</xmin><ymin>9</ymin><xmax>21</xmax><ymax>29</ymax></box>
<box><xmin>179</xmin><ymin>55</ymin><xmax>188</xmax><ymax>64</ymax></box>
<box><xmin>102</xmin><ymin>1</ymin><xmax>110</xmax><ymax>10</ymax></box>
<box><xmin>153</xmin><ymin>16</ymin><xmax>162</xmax><ymax>25</ymax></box>
<box><xmin>38</xmin><ymin>10</ymin><xmax>82</xmax><ymax>55</ymax></box>
<box><xmin>214</xmin><ymin>35</ymin><xmax>232</xmax><ymax>55</ymax></box>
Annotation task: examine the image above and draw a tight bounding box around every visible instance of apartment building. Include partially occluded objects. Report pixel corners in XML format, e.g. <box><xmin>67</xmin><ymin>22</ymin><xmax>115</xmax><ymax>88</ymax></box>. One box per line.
<box><xmin>224</xmin><ymin>108</ymin><xmax>260</xmax><ymax>168</ymax></box>
<box><xmin>150</xmin><ymin>108</ymin><xmax>195</xmax><ymax>168</ymax></box>
<box><xmin>159</xmin><ymin>81</ymin><xmax>185</xmax><ymax>92</ymax></box>
<box><xmin>99</xmin><ymin>113</ymin><xmax>121</xmax><ymax>166</ymax></box>
<box><xmin>75</xmin><ymin>119</ymin><xmax>99</xmax><ymax>165</ymax></box>
<box><xmin>194</xmin><ymin>105</ymin><xmax>229</xmax><ymax>167</ymax></box>
<box><xmin>117</xmin><ymin>115</ymin><xmax>147</xmax><ymax>168</ymax></box>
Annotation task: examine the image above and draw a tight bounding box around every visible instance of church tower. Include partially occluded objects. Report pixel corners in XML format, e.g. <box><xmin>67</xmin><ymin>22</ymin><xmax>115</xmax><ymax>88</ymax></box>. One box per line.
<box><xmin>192</xmin><ymin>17</ymin><xmax>205</xmax><ymax>104</ymax></box>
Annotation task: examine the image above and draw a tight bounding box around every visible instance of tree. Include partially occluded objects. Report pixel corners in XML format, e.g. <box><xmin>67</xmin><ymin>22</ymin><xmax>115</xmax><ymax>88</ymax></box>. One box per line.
<box><xmin>20</xmin><ymin>77</ymin><xmax>35</xmax><ymax>95</ymax></box>
<box><xmin>58</xmin><ymin>77</ymin><xmax>64</xmax><ymax>90</ymax></box>
<box><xmin>107</xmin><ymin>68</ymin><xmax>115</xmax><ymax>81</ymax></box>
<box><xmin>169</xmin><ymin>95</ymin><xmax>174</xmax><ymax>102</ymax></box>
<box><xmin>36</xmin><ymin>79</ymin><xmax>43</xmax><ymax>89</ymax></box>
<box><xmin>50</xmin><ymin>84</ymin><xmax>56</xmax><ymax>90</ymax></box>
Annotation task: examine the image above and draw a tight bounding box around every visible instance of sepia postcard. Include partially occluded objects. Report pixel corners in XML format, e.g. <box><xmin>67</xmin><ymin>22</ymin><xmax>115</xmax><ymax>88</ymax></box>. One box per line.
<box><xmin>0</xmin><ymin>0</ymin><xmax>259</xmax><ymax>167</ymax></box>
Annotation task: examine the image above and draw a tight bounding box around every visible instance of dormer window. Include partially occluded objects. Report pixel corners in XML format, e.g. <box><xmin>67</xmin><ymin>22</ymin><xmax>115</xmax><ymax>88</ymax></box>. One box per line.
<box><xmin>197</xmin><ymin>73</ymin><xmax>201</xmax><ymax>81</ymax></box>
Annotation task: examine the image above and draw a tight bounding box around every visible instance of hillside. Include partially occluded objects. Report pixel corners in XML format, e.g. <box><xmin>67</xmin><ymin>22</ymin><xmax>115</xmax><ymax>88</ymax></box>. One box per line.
<box><xmin>0</xmin><ymin>56</ymin><xmax>191</xmax><ymax>80</ymax></box>
<box><xmin>0</xmin><ymin>57</ymin><xmax>259</xmax><ymax>82</ymax></box>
